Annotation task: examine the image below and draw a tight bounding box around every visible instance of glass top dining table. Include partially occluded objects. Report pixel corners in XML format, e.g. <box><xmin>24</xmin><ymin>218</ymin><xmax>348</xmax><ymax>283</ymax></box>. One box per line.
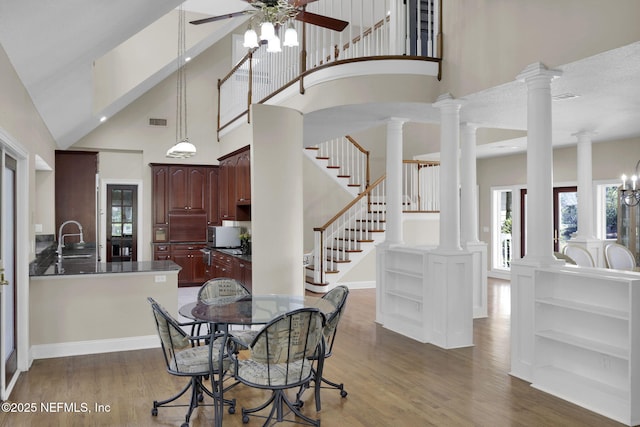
<box><xmin>179</xmin><ymin>293</ymin><xmax>335</xmax><ymax>326</ymax></box>
<box><xmin>179</xmin><ymin>293</ymin><xmax>335</xmax><ymax>427</ymax></box>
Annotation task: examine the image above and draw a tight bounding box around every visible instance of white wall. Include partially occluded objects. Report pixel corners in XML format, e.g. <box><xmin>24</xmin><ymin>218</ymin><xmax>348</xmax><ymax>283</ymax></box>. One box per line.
<box><xmin>251</xmin><ymin>104</ymin><xmax>305</xmax><ymax>295</ymax></box>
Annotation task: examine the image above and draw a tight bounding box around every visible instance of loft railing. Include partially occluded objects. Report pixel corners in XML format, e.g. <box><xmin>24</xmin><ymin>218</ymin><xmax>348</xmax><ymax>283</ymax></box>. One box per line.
<box><xmin>310</xmin><ymin>159</ymin><xmax>440</xmax><ymax>284</ymax></box>
<box><xmin>217</xmin><ymin>0</ymin><xmax>442</xmax><ymax>137</ymax></box>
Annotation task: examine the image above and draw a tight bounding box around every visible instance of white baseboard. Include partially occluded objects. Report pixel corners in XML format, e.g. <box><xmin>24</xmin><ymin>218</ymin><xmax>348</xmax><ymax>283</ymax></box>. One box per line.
<box><xmin>30</xmin><ymin>335</ymin><xmax>160</xmax><ymax>361</ymax></box>
<box><xmin>341</xmin><ymin>280</ymin><xmax>376</xmax><ymax>290</ymax></box>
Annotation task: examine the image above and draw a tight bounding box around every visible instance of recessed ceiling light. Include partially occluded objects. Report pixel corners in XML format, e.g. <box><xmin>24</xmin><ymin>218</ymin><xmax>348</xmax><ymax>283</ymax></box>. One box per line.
<box><xmin>99</xmin><ymin>116</ymin><xmax>107</xmax><ymax>122</ymax></box>
<box><xmin>185</xmin><ymin>57</ymin><xmax>191</xmax><ymax>62</ymax></box>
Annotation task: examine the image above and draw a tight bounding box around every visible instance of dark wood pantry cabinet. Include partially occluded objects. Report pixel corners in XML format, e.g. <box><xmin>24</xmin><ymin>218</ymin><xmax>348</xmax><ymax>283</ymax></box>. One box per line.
<box><xmin>150</xmin><ymin>163</ymin><xmax>220</xmax><ymax>286</ymax></box>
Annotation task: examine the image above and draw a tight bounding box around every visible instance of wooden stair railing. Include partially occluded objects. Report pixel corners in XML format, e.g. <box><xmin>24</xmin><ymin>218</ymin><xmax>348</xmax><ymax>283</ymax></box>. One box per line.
<box><xmin>310</xmin><ymin>175</ymin><xmax>386</xmax><ymax>286</ymax></box>
<box><xmin>307</xmin><ymin>159</ymin><xmax>440</xmax><ymax>287</ymax></box>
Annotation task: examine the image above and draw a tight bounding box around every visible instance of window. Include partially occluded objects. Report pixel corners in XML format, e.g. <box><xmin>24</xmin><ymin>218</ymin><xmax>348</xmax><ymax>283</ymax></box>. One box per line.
<box><xmin>596</xmin><ymin>181</ymin><xmax>619</xmax><ymax>240</ymax></box>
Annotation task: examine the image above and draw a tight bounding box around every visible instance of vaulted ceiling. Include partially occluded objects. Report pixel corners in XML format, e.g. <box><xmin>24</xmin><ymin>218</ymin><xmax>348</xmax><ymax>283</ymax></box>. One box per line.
<box><xmin>1</xmin><ymin>1</ymin><xmax>640</xmax><ymax>159</ymax></box>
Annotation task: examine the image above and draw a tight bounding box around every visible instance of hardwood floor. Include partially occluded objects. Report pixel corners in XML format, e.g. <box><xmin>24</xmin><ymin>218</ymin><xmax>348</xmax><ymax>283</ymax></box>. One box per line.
<box><xmin>1</xmin><ymin>279</ymin><xmax>627</xmax><ymax>426</ymax></box>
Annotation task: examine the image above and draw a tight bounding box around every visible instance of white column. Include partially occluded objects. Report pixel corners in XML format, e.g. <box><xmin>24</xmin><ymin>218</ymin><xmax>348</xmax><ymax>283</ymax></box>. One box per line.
<box><xmin>517</xmin><ymin>63</ymin><xmax>562</xmax><ymax>265</ymax></box>
<box><xmin>434</xmin><ymin>93</ymin><xmax>462</xmax><ymax>252</ymax></box>
<box><xmin>460</xmin><ymin>123</ymin><xmax>480</xmax><ymax>245</ymax></box>
<box><xmin>460</xmin><ymin>122</ymin><xmax>488</xmax><ymax>319</ymax></box>
<box><xmin>385</xmin><ymin>118</ymin><xmax>406</xmax><ymax>245</ymax></box>
<box><xmin>573</xmin><ymin>131</ymin><xmax>596</xmax><ymax>240</ymax></box>
<box><xmin>510</xmin><ymin>62</ymin><xmax>562</xmax><ymax>383</ymax></box>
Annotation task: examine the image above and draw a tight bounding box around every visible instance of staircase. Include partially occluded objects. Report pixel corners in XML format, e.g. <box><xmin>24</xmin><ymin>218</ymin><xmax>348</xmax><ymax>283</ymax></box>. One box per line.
<box><xmin>304</xmin><ymin>137</ymin><xmax>440</xmax><ymax>292</ymax></box>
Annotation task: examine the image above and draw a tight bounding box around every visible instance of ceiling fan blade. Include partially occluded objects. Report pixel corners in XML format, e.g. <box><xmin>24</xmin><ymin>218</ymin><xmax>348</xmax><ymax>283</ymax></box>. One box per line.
<box><xmin>190</xmin><ymin>11</ymin><xmax>248</xmax><ymax>25</ymax></box>
<box><xmin>295</xmin><ymin>10</ymin><xmax>349</xmax><ymax>32</ymax></box>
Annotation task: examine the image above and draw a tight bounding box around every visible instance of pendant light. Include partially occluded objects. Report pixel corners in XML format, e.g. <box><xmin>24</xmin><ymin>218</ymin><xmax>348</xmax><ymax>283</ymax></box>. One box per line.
<box><xmin>167</xmin><ymin>5</ymin><xmax>196</xmax><ymax>159</ymax></box>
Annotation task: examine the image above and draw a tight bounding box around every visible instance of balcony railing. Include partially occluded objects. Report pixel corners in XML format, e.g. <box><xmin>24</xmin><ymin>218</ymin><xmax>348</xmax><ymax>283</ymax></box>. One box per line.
<box><xmin>218</xmin><ymin>0</ymin><xmax>442</xmax><ymax>137</ymax></box>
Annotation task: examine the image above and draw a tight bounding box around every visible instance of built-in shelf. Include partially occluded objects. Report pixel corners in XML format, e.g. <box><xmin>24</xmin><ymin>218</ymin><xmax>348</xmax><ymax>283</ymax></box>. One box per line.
<box><xmin>532</xmin><ymin>267</ymin><xmax>640</xmax><ymax>426</ymax></box>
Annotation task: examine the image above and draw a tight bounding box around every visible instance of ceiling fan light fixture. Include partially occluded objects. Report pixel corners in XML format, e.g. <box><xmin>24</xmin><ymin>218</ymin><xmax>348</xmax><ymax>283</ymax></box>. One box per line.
<box><xmin>243</xmin><ymin>27</ymin><xmax>259</xmax><ymax>48</ymax></box>
<box><xmin>267</xmin><ymin>35</ymin><xmax>282</xmax><ymax>53</ymax></box>
<box><xmin>283</xmin><ymin>25</ymin><xmax>298</xmax><ymax>47</ymax></box>
<box><xmin>260</xmin><ymin>22</ymin><xmax>275</xmax><ymax>41</ymax></box>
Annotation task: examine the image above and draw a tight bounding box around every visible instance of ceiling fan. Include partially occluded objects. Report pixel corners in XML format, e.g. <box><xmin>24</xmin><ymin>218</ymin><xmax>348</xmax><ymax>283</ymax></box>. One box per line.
<box><xmin>189</xmin><ymin>0</ymin><xmax>349</xmax><ymax>33</ymax></box>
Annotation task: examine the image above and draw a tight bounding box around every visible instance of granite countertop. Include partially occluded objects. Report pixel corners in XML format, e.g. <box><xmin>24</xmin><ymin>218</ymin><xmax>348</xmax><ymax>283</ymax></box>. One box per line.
<box><xmin>216</xmin><ymin>248</ymin><xmax>252</xmax><ymax>263</ymax></box>
<box><xmin>29</xmin><ymin>240</ymin><xmax>180</xmax><ymax>277</ymax></box>
<box><xmin>31</xmin><ymin>259</ymin><xmax>180</xmax><ymax>277</ymax></box>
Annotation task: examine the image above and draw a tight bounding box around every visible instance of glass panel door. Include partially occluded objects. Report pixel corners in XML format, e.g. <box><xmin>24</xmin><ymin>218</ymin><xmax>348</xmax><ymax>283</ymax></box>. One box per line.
<box><xmin>519</xmin><ymin>186</ymin><xmax>578</xmax><ymax>256</ymax></box>
<box><xmin>554</xmin><ymin>187</ymin><xmax>578</xmax><ymax>253</ymax></box>
<box><xmin>106</xmin><ymin>184</ymin><xmax>137</xmax><ymax>262</ymax></box>
<box><xmin>1</xmin><ymin>154</ymin><xmax>17</xmax><ymax>397</ymax></box>
<box><xmin>492</xmin><ymin>189</ymin><xmax>513</xmax><ymax>270</ymax></box>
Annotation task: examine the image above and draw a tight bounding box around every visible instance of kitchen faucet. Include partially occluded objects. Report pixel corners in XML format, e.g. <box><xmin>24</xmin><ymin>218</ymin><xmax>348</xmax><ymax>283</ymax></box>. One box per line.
<box><xmin>57</xmin><ymin>220</ymin><xmax>84</xmax><ymax>259</ymax></box>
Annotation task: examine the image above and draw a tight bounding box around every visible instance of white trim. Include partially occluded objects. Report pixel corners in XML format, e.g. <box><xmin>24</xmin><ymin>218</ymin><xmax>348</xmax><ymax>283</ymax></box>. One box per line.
<box><xmin>99</xmin><ymin>178</ymin><xmax>144</xmax><ymax>262</ymax></box>
<box><xmin>0</xmin><ymin>127</ymin><xmax>30</xmax><ymax>400</ymax></box>
<box><xmin>338</xmin><ymin>280</ymin><xmax>376</xmax><ymax>290</ymax></box>
<box><xmin>267</xmin><ymin>59</ymin><xmax>439</xmax><ymax>107</ymax></box>
<box><xmin>30</xmin><ymin>335</ymin><xmax>160</xmax><ymax>361</ymax></box>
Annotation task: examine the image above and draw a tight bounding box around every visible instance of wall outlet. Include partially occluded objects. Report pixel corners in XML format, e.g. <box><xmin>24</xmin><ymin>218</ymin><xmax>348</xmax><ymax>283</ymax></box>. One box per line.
<box><xmin>34</xmin><ymin>223</ymin><xmax>43</xmax><ymax>233</ymax></box>
<box><xmin>154</xmin><ymin>275</ymin><xmax>166</xmax><ymax>283</ymax></box>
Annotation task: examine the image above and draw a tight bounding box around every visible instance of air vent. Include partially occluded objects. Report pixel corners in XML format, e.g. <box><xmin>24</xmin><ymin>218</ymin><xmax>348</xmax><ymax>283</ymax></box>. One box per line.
<box><xmin>149</xmin><ymin>118</ymin><xmax>168</xmax><ymax>127</ymax></box>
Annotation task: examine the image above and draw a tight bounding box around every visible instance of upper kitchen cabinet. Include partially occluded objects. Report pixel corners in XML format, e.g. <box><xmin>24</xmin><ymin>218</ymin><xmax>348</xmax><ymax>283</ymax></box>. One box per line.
<box><xmin>236</xmin><ymin>149</ymin><xmax>251</xmax><ymax>205</ymax></box>
<box><xmin>151</xmin><ymin>165</ymin><xmax>169</xmax><ymax>242</ymax></box>
<box><xmin>55</xmin><ymin>151</ymin><xmax>98</xmax><ymax>245</ymax></box>
<box><xmin>151</xmin><ymin>163</ymin><xmax>219</xmax><ymax>243</ymax></box>
<box><xmin>207</xmin><ymin>167</ymin><xmax>220</xmax><ymax>226</ymax></box>
<box><xmin>168</xmin><ymin>166</ymin><xmax>206</xmax><ymax>212</ymax></box>
<box><xmin>218</xmin><ymin>146</ymin><xmax>251</xmax><ymax>222</ymax></box>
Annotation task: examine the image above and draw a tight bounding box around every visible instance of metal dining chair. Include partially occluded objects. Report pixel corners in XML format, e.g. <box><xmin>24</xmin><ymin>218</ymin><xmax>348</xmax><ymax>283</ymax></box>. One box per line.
<box><xmin>147</xmin><ymin>297</ymin><xmax>235</xmax><ymax>427</ymax></box>
<box><xmin>230</xmin><ymin>307</ymin><xmax>325</xmax><ymax>427</ymax></box>
<box><xmin>297</xmin><ymin>285</ymin><xmax>350</xmax><ymax>411</ymax></box>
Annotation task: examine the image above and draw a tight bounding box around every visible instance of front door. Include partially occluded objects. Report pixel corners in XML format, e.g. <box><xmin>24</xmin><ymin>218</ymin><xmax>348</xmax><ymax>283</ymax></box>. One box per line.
<box><xmin>1</xmin><ymin>154</ymin><xmax>18</xmax><ymax>398</ymax></box>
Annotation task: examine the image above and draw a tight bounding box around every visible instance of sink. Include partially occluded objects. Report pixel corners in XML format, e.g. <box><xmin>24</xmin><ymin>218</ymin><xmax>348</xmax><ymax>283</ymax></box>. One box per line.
<box><xmin>62</xmin><ymin>254</ymin><xmax>93</xmax><ymax>259</ymax></box>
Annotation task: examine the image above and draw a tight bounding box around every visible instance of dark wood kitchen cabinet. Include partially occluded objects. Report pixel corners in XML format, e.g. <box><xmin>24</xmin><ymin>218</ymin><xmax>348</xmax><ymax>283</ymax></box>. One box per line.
<box><xmin>168</xmin><ymin>166</ymin><xmax>206</xmax><ymax>212</ymax></box>
<box><xmin>217</xmin><ymin>156</ymin><xmax>235</xmax><ymax>221</ymax></box>
<box><xmin>151</xmin><ymin>166</ymin><xmax>170</xmax><ymax>242</ymax></box>
<box><xmin>217</xmin><ymin>146</ymin><xmax>251</xmax><ymax>221</ymax></box>
<box><xmin>235</xmin><ymin>257</ymin><xmax>252</xmax><ymax>292</ymax></box>
<box><xmin>236</xmin><ymin>149</ymin><xmax>251</xmax><ymax>205</ymax></box>
<box><xmin>172</xmin><ymin>244</ymin><xmax>207</xmax><ymax>286</ymax></box>
<box><xmin>151</xmin><ymin>163</ymin><xmax>219</xmax><ymax>286</ymax></box>
<box><xmin>55</xmin><ymin>151</ymin><xmax>98</xmax><ymax>247</ymax></box>
<box><xmin>206</xmin><ymin>167</ymin><xmax>220</xmax><ymax>226</ymax></box>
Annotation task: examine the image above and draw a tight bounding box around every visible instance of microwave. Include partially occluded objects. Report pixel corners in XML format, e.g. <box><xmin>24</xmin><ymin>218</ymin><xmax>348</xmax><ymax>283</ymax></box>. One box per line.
<box><xmin>207</xmin><ymin>226</ymin><xmax>241</xmax><ymax>248</ymax></box>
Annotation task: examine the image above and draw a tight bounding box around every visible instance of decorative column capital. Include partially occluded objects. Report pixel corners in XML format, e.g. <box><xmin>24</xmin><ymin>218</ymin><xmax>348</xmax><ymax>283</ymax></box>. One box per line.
<box><xmin>516</xmin><ymin>62</ymin><xmax>562</xmax><ymax>84</ymax></box>
<box><xmin>434</xmin><ymin>93</ymin><xmax>464</xmax><ymax>110</ymax></box>
<box><xmin>572</xmin><ymin>130</ymin><xmax>597</xmax><ymax>144</ymax></box>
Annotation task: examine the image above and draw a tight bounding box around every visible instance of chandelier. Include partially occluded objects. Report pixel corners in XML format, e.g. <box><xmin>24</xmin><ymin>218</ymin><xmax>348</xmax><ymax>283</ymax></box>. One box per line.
<box><xmin>620</xmin><ymin>160</ymin><xmax>640</xmax><ymax>207</ymax></box>
<box><xmin>243</xmin><ymin>0</ymin><xmax>299</xmax><ymax>52</ymax></box>
<box><xmin>167</xmin><ymin>5</ymin><xmax>196</xmax><ymax>159</ymax></box>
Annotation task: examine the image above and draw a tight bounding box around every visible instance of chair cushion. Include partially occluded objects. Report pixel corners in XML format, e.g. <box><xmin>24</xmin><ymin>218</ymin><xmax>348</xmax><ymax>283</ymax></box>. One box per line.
<box><xmin>170</xmin><ymin>338</ymin><xmax>230</xmax><ymax>374</ymax></box>
<box><xmin>230</xmin><ymin>329</ymin><xmax>259</xmax><ymax>350</ymax></box>
<box><xmin>236</xmin><ymin>358</ymin><xmax>312</xmax><ymax>387</ymax></box>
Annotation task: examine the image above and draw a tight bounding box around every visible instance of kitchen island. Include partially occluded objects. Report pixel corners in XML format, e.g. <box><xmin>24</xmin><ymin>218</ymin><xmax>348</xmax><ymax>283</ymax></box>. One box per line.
<box><xmin>29</xmin><ymin>245</ymin><xmax>180</xmax><ymax>360</ymax></box>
